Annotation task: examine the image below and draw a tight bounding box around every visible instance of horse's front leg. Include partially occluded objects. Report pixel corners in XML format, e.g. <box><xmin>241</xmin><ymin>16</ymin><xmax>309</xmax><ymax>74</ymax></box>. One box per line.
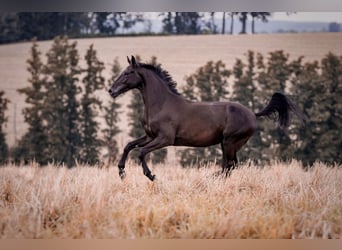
<box><xmin>138</xmin><ymin>136</ymin><xmax>170</xmax><ymax>181</ymax></box>
<box><xmin>118</xmin><ymin>135</ymin><xmax>151</xmax><ymax>179</ymax></box>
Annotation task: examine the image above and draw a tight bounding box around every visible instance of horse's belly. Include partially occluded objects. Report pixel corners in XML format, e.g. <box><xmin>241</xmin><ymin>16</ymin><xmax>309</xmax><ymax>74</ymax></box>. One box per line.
<box><xmin>174</xmin><ymin>129</ymin><xmax>222</xmax><ymax>147</ymax></box>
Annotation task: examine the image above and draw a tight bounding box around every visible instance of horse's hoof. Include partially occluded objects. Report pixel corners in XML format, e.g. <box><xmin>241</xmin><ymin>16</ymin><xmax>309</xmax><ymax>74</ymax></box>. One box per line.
<box><xmin>213</xmin><ymin>171</ymin><xmax>222</xmax><ymax>177</ymax></box>
<box><xmin>119</xmin><ymin>169</ymin><xmax>126</xmax><ymax>180</ymax></box>
<box><xmin>148</xmin><ymin>174</ymin><xmax>156</xmax><ymax>182</ymax></box>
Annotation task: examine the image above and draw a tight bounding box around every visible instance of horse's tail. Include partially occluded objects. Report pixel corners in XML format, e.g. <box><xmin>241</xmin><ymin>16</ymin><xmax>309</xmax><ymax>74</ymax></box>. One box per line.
<box><xmin>255</xmin><ymin>92</ymin><xmax>304</xmax><ymax>131</ymax></box>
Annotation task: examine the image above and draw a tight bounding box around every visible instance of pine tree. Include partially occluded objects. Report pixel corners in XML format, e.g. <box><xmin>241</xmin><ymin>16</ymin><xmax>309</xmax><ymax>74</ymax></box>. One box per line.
<box><xmin>0</xmin><ymin>13</ymin><xmax>19</xmax><ymax>44</ymax></box>
<box><xmin>232</xmin><ymin>51</ymin><xmax>262</xmax><ymax>162</ymax></box>
<box><xmin>180</xmin><ymin>60</ymin><xmax>231</xmax><ymax>167</ymax></box>
<box><xmin>319</xmin><ymin>53</ymin><xmax>342</xmax><ymax>163</ymax></box>
<box><xmin>161</xmin><ymin>12</ymin><xmax>202</xmax><ymax>34</ymax></box>
<box><xmin>0</xmin><ymin>90</ymin><xmax>9</xmax><ymax>164</ymax></box>
<box><xmin>43</xmin><ymin>36</ymin><xmax>81</xmax><ymax>167</ymax></box>
<box><xmin>102</xmin><ymin>58</ymin><xmax>121</xmax><ymax>165</ymax></box>
<box><xmin>291</xmin><ymin>53</ymin><xmax>342</xmax><ymax>165</ymax></box>
<box><xmin>127</xmin><ymin>55</ymin><xmax>167</xmax><ymax>164</ymax></box>
<box><xmin>290</xmin><ymin>59</ymin><xmax>322</xmax><ymax>165</ymax></box>
<box><xmin>14</xmin><ymin>40</ymin><xmax>49</xmax><ymax>165</ymax></box>
<box><xmin>78</xmin><ymin>44</ymin><xmax>105</xmax><ymax>165</ymax></box>
<box><xmin>231</xmin><ymin>50</ymin><xmax>300</xmax><ymax>164</ymax></box>
<box><xmin>254</xmin><ymin>51</ymin><xmax>295</xmax><ymax>162</ymax></box>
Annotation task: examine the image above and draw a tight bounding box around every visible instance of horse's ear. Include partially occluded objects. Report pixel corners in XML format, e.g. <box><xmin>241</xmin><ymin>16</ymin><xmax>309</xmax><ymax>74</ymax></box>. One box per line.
<box><xmin>127</xmin><ymin>56</ymin><xmax>131</xmax><ymax>65</ymax></box>
<box><xmin>131</xmin><ymin>55</ymin><xmax>138</xmax><ymax>68</ymax></box>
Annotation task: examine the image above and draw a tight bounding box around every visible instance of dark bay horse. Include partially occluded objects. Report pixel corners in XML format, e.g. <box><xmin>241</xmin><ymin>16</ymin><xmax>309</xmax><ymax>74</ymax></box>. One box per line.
<box><xmin>109</xmin><ymin>56</ymin><xmax>303</xmax><ymax>181</ymax></box>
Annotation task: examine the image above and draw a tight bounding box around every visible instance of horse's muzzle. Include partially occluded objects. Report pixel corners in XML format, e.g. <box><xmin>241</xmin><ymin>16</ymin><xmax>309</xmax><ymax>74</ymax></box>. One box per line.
<box><xmin>108</xmin><ymin>89</ymin><xmax>120</xmax><ymax>98</ymax></box>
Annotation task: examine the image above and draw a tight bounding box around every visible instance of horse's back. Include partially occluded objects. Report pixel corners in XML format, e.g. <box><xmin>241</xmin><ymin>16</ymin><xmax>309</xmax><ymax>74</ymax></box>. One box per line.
<box><xmin>172</xmin><ymin>100</ymin><xmax>256</xmax><ymax>147</ymax></box>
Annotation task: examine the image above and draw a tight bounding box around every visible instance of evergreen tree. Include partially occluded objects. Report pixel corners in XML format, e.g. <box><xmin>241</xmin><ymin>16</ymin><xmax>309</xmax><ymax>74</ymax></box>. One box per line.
<box><xmin>17</xmin><ymin>13</ymin><xmax>90</xmax><ymax>41</ymax></box>
<box><xmin>238</xmin><ymin>12</ymin><xmax>248</xmax><ymax>34</ymax></box>
<box><xmin>291</xmin><ymin>53</ymin><xmax>342</xmax><ymax>165</ymax></box>
<box><xmin>232</xmin><ymin>50</ymin><xmax>299</xmax><ymax>164</ymax></box>
<box><xmin>161</xmin><ymin>12</ymin><xmax>173</xmax><ymax>33</ymax></box>
<box><xmin>0</xmin><ymin>13</ymin><xmax>19</xmax><ymax>44</ymax></box>
<box><xmin>103</xmin><ymin>58</ymin><xmax>121</xmax><ymax>165</ymax></box>
<box><xmin>13</xmin><ymin>40</ymin><xmax>49</xmax><ymax>165</ymax></box>
<box><xmin>161</xmin><ymin>12</ymin><xmax>202</xmax><ymax>34</ymax></box>
<box><xmin>0</xmin><ymin>90</ymin><xmax>9</xmax><ymax>164</ymax></box>
<box><xmin>232</xmin><ymin>51</ymin><xmax>262</xmax><ymax>162</ymax></box>
<box><xmin>94</xmin><ymin>12</ymin><xmax>143</xmax><ymax>35</ymax></box>
<box><xmin>127</xmin><ymin>55</ymin><xmax>167</xmax><ymax>164</ymax></box>
<box><xmin>43</xmin><ymin>36</ymin><xmax>81</xmax><ymax>167</ymax></box>
<box><xmin>250</xmin><ymin>12</ymin><xmax>271</xmax><ymax>34</ymax></box>
<box><xmin>319</xmin><ymin>53</ymin><xmax>342</xmax><ymax>163</ymax></box>
<box><xmin>180</xmin><ymin>60</ymin><xmax>231</xmax><ymax>167</ymax></box>
<box><xmin>175</xmin><ymin>12</ymin><xmax>202</xmax><ymax>34</ymax></box>
<box><xmin>254</xmin><ymin>51</ymin><xmax>295</xmax><ymax>162</ymax></box>
<box><xmin>79</xmin><ymin>44</ymin><xmax>105</xmax><ymax>165</ymax></box>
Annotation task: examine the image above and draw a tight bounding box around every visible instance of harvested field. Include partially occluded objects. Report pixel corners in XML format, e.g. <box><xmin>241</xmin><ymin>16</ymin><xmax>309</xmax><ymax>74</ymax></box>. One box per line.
<box><xmin>0</xmin><ymin>161</ymin><xmax>341</xmax><ymax>238</ymax></box>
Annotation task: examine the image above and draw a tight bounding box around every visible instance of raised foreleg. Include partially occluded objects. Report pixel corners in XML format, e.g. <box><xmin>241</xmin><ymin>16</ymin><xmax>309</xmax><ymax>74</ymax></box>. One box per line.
<box><xmin>118</xmin><ymin>135</ymin><xmax>152</xmax><ymax>179</ymax></box>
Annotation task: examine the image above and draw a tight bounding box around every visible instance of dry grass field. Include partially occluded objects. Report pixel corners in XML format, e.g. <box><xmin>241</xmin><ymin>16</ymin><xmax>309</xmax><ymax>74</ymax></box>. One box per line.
<box><xmin>1</xmin><ymin>33</ymin><xmax>342</xmax><ymax>150</ymax></box>
<box><xmin>0</xmin><ymin>161</ymin><xmax>341</xmax><ymax>239</ymax></box>
<box><xmin>1</xmin><ymin>34</ymin><xmax>342</xmax><ymax>239</ymax></box>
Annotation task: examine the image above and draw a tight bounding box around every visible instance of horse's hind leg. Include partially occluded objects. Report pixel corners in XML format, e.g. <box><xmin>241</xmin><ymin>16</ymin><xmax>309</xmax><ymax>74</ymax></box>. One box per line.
<box><xmin>221</xmin><ymin>141</ymin><xmax>237</xmax><ymax>177</ymax></box>
<box><xmin>221</xmin><ymin>136</ymin><xmax>249</xmax><ymax>176</ymax></box>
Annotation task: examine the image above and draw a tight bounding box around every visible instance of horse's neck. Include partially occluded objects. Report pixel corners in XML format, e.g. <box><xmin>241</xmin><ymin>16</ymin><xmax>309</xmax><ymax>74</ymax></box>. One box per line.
<box><xmin>139</xmin><ymin>71</ymin><xmax>178</xmax><ymax>121</ymax></box>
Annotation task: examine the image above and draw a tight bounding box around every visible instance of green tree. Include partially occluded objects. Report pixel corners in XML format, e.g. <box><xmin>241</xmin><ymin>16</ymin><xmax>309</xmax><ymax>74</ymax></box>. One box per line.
<box><xmin>175</xmin><ymin>12</ymin><xmax>202</xmax><ymax>34</ymax></box>
<box><xmin>43</xmin><ymin>36</ymin><xmax>82</xmax><ymax>167</ymax></box>
<box><xmin>127</xmin><ymin>55</ymin><xmax>167</xmax><ymax>164</ymax></box>
<box><xmin>95</xmin><ymin>12</ymin><xmax>143</xmax><ymax>35</ymax></box>
<box><xmin>231</xmin><ymin>50</ymin><xmax>300</xmax><ymax>164</ymax></box>
<box><xmin>232</xmin><ymin>51</ymin><xmax>262</xmax><ymax>162</ymax></box>
<box><xmin>0</xmin><ymin>13</ymin><xmax>19</xmax><ymax>44</ymax></box>
<box><xmin>161</xmin><ymin>12</ymin><xmax>202</xmax><ymax>34</ymax></box>
<box><xmin>319</xmin><ymin>53</ymin><xmax>342</xmax><ymax>163</ymax></box>
<box><xmin>254</xmin><ymin>51</ymin><xmax>295</xmax><ymax>162</ymax></box>
<box><xmin>17</xmin><ymin>13</ymin><xmax>88</xmax><ymax>41</ymax></box>
<box><xmin>238</xmin><ymin>12</ymin><xmax>248</xmax><ymax>34</ymax></box>
<box><xmin>236</xmin><ymin>12</ymin><xmax>271</xmax><ymax>34</ymax></box>
<box><xmin>13</xmin><ymin>40</ymin><xmax>49</xmax><ymax>165</ymax></box>
<box><xmin>0</xmin><ymin>90</ymin><xmax>9</xmax><ymax>164</ymax></box>
<box><xmin>250</xmin><ymin>12</ymin><xmax>271</xmax><ymax>34</ymax></box>
<box><xmin>180</xmin><ymin>60</ymin><xmax>231</xmax><ymax>167</ymax></box>
<box><xmin>291</xmin><ymin>53</ymin><xmax>342</xmax><ymax>165</ymax></box>
<box><xmin>161</xmin><ymin>12</ymin><xmax>173</xmax><ymax>33</ymax></box>
<box><xmin>78</xmin><ymin>44</ymin><xmax>105</xmax><ymax>165</ymax></box>
<box><xmin>102</xmin><ymin>58</ymin><xmax>121</xmax><ymax>165</ymax></box>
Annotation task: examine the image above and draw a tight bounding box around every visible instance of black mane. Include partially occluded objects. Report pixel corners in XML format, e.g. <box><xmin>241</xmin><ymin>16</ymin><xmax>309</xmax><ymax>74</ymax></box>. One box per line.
<box><xmin>139</xmin><ymin>63</ymin><xmax>180</xmax><ymax>95</ymax></box>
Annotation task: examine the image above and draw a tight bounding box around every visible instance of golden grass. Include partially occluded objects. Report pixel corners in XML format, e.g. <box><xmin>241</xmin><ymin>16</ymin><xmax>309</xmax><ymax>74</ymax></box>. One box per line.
<box><xmin>1</xmin><ymin>160</ymin><xmax>341</xmax><ymax>239</ymax></box>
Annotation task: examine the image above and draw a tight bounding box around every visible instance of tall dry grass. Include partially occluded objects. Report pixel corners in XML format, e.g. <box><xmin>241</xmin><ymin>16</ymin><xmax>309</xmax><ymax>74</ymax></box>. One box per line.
<box><xmin>0</xmin><ymin>160</ymin><xmax>341</xmax><ymax>238</ymax></box>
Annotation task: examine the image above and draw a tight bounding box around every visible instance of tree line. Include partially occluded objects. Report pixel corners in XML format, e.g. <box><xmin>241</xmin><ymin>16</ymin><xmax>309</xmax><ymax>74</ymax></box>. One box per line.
<box><xmin>179</xmin><ymin>50</ymin><xmax>341</xmax><ymax>166</ymax></box>
<box><xmin>0</xmin><ymin>12</ymin><xmax>272</xmax><ymax>44</ymax></box>
<box><xmin>0</xmin><ymin>37</ymin><xmax>341</xmax><ymax>167</ymax></box>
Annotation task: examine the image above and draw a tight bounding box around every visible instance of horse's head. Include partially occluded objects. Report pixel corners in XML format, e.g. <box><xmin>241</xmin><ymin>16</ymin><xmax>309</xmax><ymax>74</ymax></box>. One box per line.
<box><xmin>109</xmin><ymin>56</ymin><xmax>143</xmax><ymax>98</ymax></box>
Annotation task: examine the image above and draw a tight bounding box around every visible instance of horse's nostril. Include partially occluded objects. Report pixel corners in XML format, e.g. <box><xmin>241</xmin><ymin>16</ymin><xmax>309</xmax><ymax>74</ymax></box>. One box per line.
<box><xmin>109</xmin><ymin>89</ymin><xmax>112</xmax><ymax>94</ymax></box>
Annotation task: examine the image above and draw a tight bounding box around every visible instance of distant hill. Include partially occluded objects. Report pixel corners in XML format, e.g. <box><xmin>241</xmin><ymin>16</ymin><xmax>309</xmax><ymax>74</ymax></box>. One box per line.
<box><xmin>250</xmin><ymin>20</ymin><xmax>338</xmax><ymax>34</ymax></box>
<box><xmin>121</xmin><ymin>18</ymin><xmax>340</xmax><ymax>35</ymax></box>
